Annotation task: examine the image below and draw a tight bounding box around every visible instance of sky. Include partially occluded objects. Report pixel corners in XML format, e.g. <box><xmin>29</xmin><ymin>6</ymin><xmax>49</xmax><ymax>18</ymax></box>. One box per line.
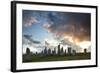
<box><xmin>22</xmin><ymin>10</ymin><xmax>91</xmax><ymax>53</ymax></box>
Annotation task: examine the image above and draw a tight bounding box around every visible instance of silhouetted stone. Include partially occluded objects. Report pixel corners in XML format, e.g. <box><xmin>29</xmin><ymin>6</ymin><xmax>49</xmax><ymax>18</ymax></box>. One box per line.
<box><xmin>44</xmin><ymin>47</ymin><xmax>48</xmax><ymax>56</ymax></box>
<box><xmin>72</xmin><ymin>50</ymin><xmax>76</xmax><ymax>55</ymax></box>
<box><xmin>26</xmin><ymin>47</ymin><xmax>30</xmax><ymax>55</ymax></box>
<box><xmin>48</xmin><ymin>48</ymin><xmax>51</xmax><ymax>55</ymax></box>
<box><xmin>84</xmin><ymin>48</ymin><xmax>87</xmax><ymax>54</ymax></box>
<box><xmin>61</xmin><ymin>47</ymin><xmax>64</xmax><ymax>55</ymax></box>
<box><xmin>58</xmin><ymin>44</ymin><xmax>61</xmax><ymax>55</ymax></box>
<box><xmin>68</xmin><ymin>47</ymin><xmax>72</xmax><ymax>55</ymax></box>
<box><xmin>64</xmin><ymin>49</ymin><xmax>67</xmax><ymax>56</ymax></box>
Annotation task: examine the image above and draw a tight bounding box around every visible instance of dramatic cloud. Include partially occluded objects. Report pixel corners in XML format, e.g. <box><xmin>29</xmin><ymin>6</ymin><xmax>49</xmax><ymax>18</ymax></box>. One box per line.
<box><xmin>43</xmin><ymin>12</ymin><xmax>91</xmax><ymax>43</ymax></box>
<box><xmin>23</xmin><ymin>16</ymin><xmax>38</xmax><ymax>27</ymax></box>
<box><xmin>43</xmin><ymin>23</ymin><xmax>51</xmax><ymax>31</ymax></box>
<box><xmin>23</xmin><ymin>35</ymin><xmax>41</xmax><ymax>44</ymax></box>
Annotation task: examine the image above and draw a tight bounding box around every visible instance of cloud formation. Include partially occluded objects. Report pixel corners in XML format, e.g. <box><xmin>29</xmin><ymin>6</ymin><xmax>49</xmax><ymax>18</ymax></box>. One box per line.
<box><xmin>23</xmin><ymin>35</ymin><xmax>41</xmax><ymax>44</ymax></box>
<box><xmin>23</xmin><ymin>16</ymin><xmax>38</xmax><ymax>27</ymax></box>
<box><xmin>43</xmin><ymin>12</ymin><xmax>91</xmax><ymax>43</ymax></box>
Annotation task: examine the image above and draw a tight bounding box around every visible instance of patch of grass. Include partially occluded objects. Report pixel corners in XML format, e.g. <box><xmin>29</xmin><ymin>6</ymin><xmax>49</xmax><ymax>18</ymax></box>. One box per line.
<box><xmin>23</xmin><ymin>53</ymin><xmax>91</xmax><ymax>63</ymax></box>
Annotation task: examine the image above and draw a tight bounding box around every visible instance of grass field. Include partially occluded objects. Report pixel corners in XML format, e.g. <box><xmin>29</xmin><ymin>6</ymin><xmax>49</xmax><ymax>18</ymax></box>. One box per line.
<box><xmin>23</xmin><ymin>53</ymin><xmax>91</xmax><ymax>63</ymax></box>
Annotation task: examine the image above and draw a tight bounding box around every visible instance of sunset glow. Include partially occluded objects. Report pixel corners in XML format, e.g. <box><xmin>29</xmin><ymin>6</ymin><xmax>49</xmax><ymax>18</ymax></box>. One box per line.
<box><xmin>77</xmin><ymin>41</ymin><xmax>91</xmax><ymax>49</ymax></box>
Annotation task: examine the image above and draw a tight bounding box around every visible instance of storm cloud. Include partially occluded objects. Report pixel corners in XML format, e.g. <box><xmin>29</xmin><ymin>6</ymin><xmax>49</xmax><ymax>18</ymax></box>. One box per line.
<box><xmin>43</xmin><ymin>12</ymin><xmax>91</xmax><ymax>43</ymax></box>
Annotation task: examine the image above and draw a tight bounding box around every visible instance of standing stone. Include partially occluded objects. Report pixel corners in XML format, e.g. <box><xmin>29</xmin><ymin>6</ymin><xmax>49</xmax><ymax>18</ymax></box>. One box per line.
<box><xmin>72</xmin><ymin>50</ymin><xmax>76</xmax><ymax>55</ymax></box>
<box><xmin>68</xmin><ymin>47</ymin><xmax>72</xmax><ymax>55</ymax></box>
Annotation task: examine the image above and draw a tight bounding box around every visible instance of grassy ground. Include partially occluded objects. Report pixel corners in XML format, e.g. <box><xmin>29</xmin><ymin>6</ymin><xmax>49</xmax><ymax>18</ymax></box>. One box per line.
<box><xmin>23</xmin><ymin>53</ymin><xmax>91</xmax><ymax>63</ymax></box>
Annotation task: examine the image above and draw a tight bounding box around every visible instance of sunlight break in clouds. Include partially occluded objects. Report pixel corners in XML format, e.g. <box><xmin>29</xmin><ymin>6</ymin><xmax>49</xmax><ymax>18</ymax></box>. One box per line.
<box><xmin>44</xmin><ymin>37</ymin><xmax>59</xmax><ymax>47</ymax></box>
<box><xmin>77</xmin><ymin>41</ymin><xmax>91</xmax><ymax>49</ymax></box>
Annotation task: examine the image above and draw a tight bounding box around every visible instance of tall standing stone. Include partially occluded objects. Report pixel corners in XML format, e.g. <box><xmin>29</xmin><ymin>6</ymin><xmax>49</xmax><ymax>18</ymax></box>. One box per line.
<box><xmin>68</xmin><ymin>47</ymin><xmax>72</xmax><ymax>55</ymax></box>
<box><xmin>58</xmin><ymin>44</ymin><xmax>61</xmax><ymax>56</ymax></box>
